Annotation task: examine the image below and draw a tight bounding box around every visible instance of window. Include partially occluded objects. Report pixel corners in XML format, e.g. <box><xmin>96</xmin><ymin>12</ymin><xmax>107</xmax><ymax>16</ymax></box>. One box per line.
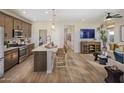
<box><xmin>108</xmin><ymin>31</ymin><xmax>114</xmax><ymax>42</ymax></box>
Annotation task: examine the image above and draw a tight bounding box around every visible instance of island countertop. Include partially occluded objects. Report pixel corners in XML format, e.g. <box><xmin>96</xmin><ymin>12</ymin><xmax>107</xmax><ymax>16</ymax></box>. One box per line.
<box><xmin>32</xmin><ymin>44</ymin><xmax>58</xmax><ymax>73</ymax></box>
<box><xmin>32</xmin><ymin>44</ymin><xmax>58</xmax><ymax>52</ymax></box>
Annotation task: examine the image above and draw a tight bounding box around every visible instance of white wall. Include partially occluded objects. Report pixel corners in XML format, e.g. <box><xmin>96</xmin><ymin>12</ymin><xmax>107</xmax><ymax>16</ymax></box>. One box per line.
<box><xmin>112</xmin><ymin>18</ymin><xmax>123</xmax><ymax>43</ymax></box>
<box><xmin>32</xmin><ymin>21</ymin><xmax>102</xmax><ymax>53</ymax></box>
<box><xmin>32</xmin><ymin>22</ymin><xmax>64</xmax><ymax>48</ymax></box>
<box><xmin>32</xmin><ymin>19</ymin><xmax>124</xmax><ymax>53</ymax></box>
<box><xmin>73</xmin><ymin>21</ymin><xmax>103</xmax><ymax>53</ymax></box>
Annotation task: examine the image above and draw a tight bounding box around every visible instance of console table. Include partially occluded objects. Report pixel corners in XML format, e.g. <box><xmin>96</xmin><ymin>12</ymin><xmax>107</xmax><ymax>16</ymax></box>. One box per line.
<box><xmin>104</xmin><ymin>66</ymin><xmax>123</xmax><ymax>83</ymax></box>
<box><xmin>80</xmin><ymin>41</ymin><xmax>101</xmax><ymax>54</ymax></box>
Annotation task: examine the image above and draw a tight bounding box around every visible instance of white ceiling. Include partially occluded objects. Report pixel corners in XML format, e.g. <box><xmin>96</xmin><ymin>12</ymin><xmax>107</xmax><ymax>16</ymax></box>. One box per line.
<box><xmin>6</xmin><ymin>9</ymin><xmax>124</xmax><ymax>22</ymax></box>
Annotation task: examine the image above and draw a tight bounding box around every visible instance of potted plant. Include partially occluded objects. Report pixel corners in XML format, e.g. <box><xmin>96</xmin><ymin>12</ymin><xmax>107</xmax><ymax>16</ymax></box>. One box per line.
<box><xmin>97</xmin><ymin>24</ymin><xmax>108</xmax><ymax>48</ymax></box>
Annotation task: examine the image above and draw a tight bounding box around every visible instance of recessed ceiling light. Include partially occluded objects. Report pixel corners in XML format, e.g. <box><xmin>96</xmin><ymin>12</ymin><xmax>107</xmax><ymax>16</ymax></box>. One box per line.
<box><xmin>45</xmin><ymin>11</ymin><xmax>48</xmax><ymax>14</ymax></box>
<box><xmin>49</xmin><ymin>19</ymin><xmax>52</xmax><ymax>21</ymax></box>
<box><xmin>81</xmin><ymin>19</ymin><xmax>85</xmax><ymax>22</ymax></box>
<box><xmin>22</xmin><ymin>11</ymin><xmax>26</xmax><ymax>14</ymax></box>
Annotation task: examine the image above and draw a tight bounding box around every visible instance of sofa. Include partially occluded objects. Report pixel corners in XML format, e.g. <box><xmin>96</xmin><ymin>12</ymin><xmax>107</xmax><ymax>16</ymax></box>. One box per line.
<box><xmin>114</xmin><ymin>51</ymin><xmax>124</xmax><ymax>64</ymax></box>
<box><xmin>106</xmin><ymin>43</ymin><xmax>124</xmax><ymax>82</ymax></box>
<box><xmin>108</xmin><ymin>43</ymin><xmax>124</xmax><ymax>63</ymax></box>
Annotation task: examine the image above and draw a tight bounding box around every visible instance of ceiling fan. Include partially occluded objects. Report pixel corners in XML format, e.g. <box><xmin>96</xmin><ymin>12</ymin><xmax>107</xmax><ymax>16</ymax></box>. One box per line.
<box><xmin>106</xmin><ymin>13</ymin><xmax>123</xmax><ymax>20</ymax></box>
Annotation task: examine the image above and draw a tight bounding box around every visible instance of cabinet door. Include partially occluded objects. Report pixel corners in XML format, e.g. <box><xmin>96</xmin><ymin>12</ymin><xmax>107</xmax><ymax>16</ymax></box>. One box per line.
<box><xmin>4</xmin><ymin>15</ymin><xmax>14</xmax><ymax>39</ymax></box>
<box><xmin>4</xmin><ymin>54</ymin><xmax>11</xmax><ymax>71</ymax></box>
<box><xmin>22</xmin><ymin>22</ymin><xmax>28</xmax><ymax>37</ymax></box>
<box><xmin>28</xmin><ymin>24</ymin><xmax>32</xmax><ymax>38</ymax></box>
<box><xmin>14</xmin><ymin>19</ymin><xmax>22</xmax><ymax>30</ymax></box>
<box><xmin>14</xmin><ymin>19</ymin><xmax>18</xmax><ymax>29</ymax></box>
<box><xmin>0</xmin><ymin>12</ymin><xmax>4</xmax><ymax>26</ymax></box>
<box><xmin>27</xmin><ymin>44</ymin><xmax>34</xmax><ymax>56</ymax></box>
<box><xmin>18</xmin><ymin>20</ymin><xmax>22</xmax><ymax>30</ymax></box>
<box><xmin>34</xmin><ymin>51</ymin><xmax>47</xmax><ymax>72</ymax></box>
<box><xmin>11</xmin><ymin>50</ymin><xmax>18</xmax><ymax>65</ymax></box>
<box><xmin>4</xmin><ymin>49</ymin><xmax>18</xmax><ymax>72</ymax></box>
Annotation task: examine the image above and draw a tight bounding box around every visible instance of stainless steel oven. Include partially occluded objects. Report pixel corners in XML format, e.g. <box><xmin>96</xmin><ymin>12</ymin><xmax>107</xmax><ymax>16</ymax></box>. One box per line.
<box><xmin>18</xmin><ymin>45</ymin><xmax>27</xmax><ymax>63</ymax></box>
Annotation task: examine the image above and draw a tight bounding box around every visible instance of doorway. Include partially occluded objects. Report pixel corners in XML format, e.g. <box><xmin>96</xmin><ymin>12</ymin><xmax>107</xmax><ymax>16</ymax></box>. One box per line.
<box><xmin>64</xmin><ymin>25</ymin><xmax>74</xmax><ymax>50</ymax></box>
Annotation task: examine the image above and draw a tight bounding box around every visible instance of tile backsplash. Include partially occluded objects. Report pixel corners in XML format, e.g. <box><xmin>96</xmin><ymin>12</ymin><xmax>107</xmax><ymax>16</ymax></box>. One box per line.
<box><xmin>4</xmin><ymin>38</ymin><xmax>31</xmax><ymax>45</ymax></box>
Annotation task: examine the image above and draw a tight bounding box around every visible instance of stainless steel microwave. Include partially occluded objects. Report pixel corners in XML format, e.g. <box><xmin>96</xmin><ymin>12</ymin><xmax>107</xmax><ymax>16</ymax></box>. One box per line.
<box><xmin>13</xmin><ymin>30</ymin><xmax>23</xmax><ymax>38</ymax></box>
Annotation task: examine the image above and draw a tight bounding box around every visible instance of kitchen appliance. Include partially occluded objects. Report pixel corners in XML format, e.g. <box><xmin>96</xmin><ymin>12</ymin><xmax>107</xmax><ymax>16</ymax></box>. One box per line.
<box><xmin>13</xmin><ymin>30</ymin><xmax>23</xmax><ymax>38</ymax></box>
<box><xmin>0</xmin><ymin>27</ymin><xmax>4</xmax><ymax>77</ymax></box>
<box><xmin>7</xmin><ymin>43</ymin><xmax>27</xmax><ymax>63</ymax></box>
<box><xmin>18</xmin><ymin>45</ymin><xmax>27</xmax><ymax>63</ymax></box>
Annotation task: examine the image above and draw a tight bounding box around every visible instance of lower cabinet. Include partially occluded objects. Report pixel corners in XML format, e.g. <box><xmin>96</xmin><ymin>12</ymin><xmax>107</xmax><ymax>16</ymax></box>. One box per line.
<box><xmin>27</xmin><ymin>43</ymin><xmax>34</xmax><ymax>56</ymax></box>
<box><xmin>4</xmin><ymin>48</ymin><xmax>19</xmax><ymax>72</ymax></box>
<box><xmin>34</xmin><ymin>51</ymin><xmax>47</xmax><ymax>72</ymax></box>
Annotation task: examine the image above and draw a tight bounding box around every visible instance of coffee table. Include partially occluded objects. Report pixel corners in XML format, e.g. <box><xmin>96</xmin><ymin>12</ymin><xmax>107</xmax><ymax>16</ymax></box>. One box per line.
<box><xmin>98</xmin><ymin>55</ymin><xmax>108</xmax><ymax>65</ymax></box>
<box><xmin>104</xmin><ymin>66</ymin><xmax>123</xmax><ymax>83</ymax></box>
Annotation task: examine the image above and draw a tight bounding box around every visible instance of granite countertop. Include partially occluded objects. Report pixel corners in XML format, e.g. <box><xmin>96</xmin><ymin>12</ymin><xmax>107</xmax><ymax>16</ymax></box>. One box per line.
<box><xmin>32</xmin><ymin>44</ymin><xmax>58</xmax><ymax>52</ymax></box>
<box><xmin>4</xmin><ymin>47</ymin><xmax>18</xmax><ymax>52</ymax></box>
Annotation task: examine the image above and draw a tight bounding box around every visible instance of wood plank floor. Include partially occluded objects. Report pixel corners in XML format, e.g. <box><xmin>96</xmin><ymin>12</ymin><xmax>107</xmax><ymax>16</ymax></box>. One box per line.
<box><xmin>0</xmin><ymin>50</ymin><xmax>107</xmax><ymax>83</ymax></box>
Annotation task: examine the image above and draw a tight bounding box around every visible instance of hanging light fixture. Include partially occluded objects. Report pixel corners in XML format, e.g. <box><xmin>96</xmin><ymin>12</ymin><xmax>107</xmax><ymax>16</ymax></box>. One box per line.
<box><xmin>106</xmin><ymin>13</ymin><xmax>112</xmax><ymax>21</ymax></box>
<box><xmin>51</xmin><ymin>23</ymin><xmax>55</xmax><ymax>29</ymax></box>
<box><xmin>51</xmin><ymin>9</ymin><xmax>56</xmax><ymax>30</ymax></box>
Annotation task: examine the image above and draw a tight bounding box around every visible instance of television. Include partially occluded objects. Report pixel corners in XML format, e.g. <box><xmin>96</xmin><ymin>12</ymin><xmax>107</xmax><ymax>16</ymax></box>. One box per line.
<box><xmin>80</xmin><ymin>29</ymin><xmax>95</xmax><ymax>39</ymax></box>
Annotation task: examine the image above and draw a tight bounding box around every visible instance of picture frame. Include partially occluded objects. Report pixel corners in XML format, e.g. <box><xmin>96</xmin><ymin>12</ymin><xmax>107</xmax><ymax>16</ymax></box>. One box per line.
<box><xmin>120</xmin><ymin>25</ymin><xmax>124</xmax><ymax>41</ymax></box>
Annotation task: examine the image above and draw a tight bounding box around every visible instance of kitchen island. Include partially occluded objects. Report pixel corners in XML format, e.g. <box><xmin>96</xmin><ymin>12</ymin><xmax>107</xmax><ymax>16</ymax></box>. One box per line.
<box><xmin>32</xmin><ymin>44</ymin><xmax>58</xmax><ymax>73</ymax></box>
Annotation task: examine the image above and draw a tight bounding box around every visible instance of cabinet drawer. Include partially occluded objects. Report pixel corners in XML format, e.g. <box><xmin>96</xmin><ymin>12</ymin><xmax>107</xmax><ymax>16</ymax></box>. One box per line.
<box><xmin>4</xmin><ymin>48</ymin><xmax>19</xmax><ymax>72</ymax></box>
<box><xmin>4</xmin><ymin>54</ymin><xmax>11</xmax><ymax>71</ymax></box>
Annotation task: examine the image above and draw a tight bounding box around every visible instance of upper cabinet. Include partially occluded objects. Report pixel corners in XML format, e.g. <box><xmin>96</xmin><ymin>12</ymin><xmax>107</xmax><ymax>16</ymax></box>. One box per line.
<box><xmin>22</xmin><ymin>22</ymin><xmax>28</xmax><ymax>37</ymax></box>
<box><xmin>14</xmin><ymin>19</ymin><xmax>22</xmax><ymax>30</ymax></box>
<box><xmin>4</xmin><ymin>15</ymin><xmax>14</xmax><ymax>39</ymax></box>
<box><xmin>0</xmin><ymin>12</ymin><xmax>5</xmax><ymax>26</ymax></box>
<box><xmin>28</xmin><ymin>24</ymin><xmax>32</xmax><ymax>38</ymax></box>
<box><xmin>0</xmin><ymin>12</ymin><xmax>32</xmax><ymax>39</ymax></box>
<box><xmin>22</xmin><ymin>22</ymin><xmax>32</xmax><ymax>38</ymax></box>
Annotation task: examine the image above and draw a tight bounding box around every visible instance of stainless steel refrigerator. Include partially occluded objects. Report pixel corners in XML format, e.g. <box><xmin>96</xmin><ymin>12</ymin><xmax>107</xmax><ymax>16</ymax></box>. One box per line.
<box><xmin>0</xmin><ymin>26</ymin><xmax>4</xmax><ymax>77</ymax></box>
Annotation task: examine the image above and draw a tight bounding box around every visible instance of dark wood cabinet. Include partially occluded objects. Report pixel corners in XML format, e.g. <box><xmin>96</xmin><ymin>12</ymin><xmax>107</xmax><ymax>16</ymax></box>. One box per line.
<box><xmin>34</xmin><ymin>51</ymin><xmax>47</xmax><ymax>72</ymax></box>
<box><xmin>22</xmin><ymin>22</ymin><xmax>32</xmax><ymax>38</ymax></box>
<box><xmin>27</xmin><ymin>43</ymin><xmax>34</xmax><ymax>56</ymax></box>
<box><xmin>22</xmin><ymin>22</ymin><xmax>28</xmax><ymax>37</ymax></box>
<box><xmin>4</xmin><ymin>48</ymin><xmax>19</xmax><ymax>72</ymax></box>
<box><xmin>0</xmin><ymin>11</ymin><xmax>32</xmax><ymax>39</ymax></box>
<box><xmin>14</xmin><ymin>19</ymin><xmax>22</xmax><ymax>30</ymax></box>
<box><xmin>0</xmin><ymin>12</ymin><xmax>4</xmax><ymax>26</ymax></box>
<box><xmin>28</xmin><ymin>24</ymin><xmax>32</xmax><ymax>38</ymax></box>
<box><xmin>4</xmin><ymin>15</ymin><xmax>14</xmax><ymax>39</ymax></box>
<box><xmin>80</xmin><ymin>41</ymin><xmax>101</xmax><ymax>54</ymax></box>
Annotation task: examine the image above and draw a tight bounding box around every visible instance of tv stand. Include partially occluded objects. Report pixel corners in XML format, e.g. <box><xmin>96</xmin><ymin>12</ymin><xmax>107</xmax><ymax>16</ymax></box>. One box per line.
<box><xmin>80</xmin><ymin>41</ymin><xmax>101</xmax><ymax>54</ymax></box>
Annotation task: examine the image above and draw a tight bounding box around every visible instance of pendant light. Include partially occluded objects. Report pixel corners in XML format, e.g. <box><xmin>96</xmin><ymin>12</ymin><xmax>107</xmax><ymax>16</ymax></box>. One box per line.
<box><xmin>51</xmin><ymin>9</ymin><xmax>56</xmax><ymax>30</ymax></box>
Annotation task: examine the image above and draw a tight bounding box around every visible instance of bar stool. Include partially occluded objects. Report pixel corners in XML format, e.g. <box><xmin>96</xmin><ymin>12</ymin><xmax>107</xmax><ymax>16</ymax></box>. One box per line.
<box><xmin>55</xmin><ymin>48</ymin><xmax>67</xmax><ymax>68</ymax></box>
